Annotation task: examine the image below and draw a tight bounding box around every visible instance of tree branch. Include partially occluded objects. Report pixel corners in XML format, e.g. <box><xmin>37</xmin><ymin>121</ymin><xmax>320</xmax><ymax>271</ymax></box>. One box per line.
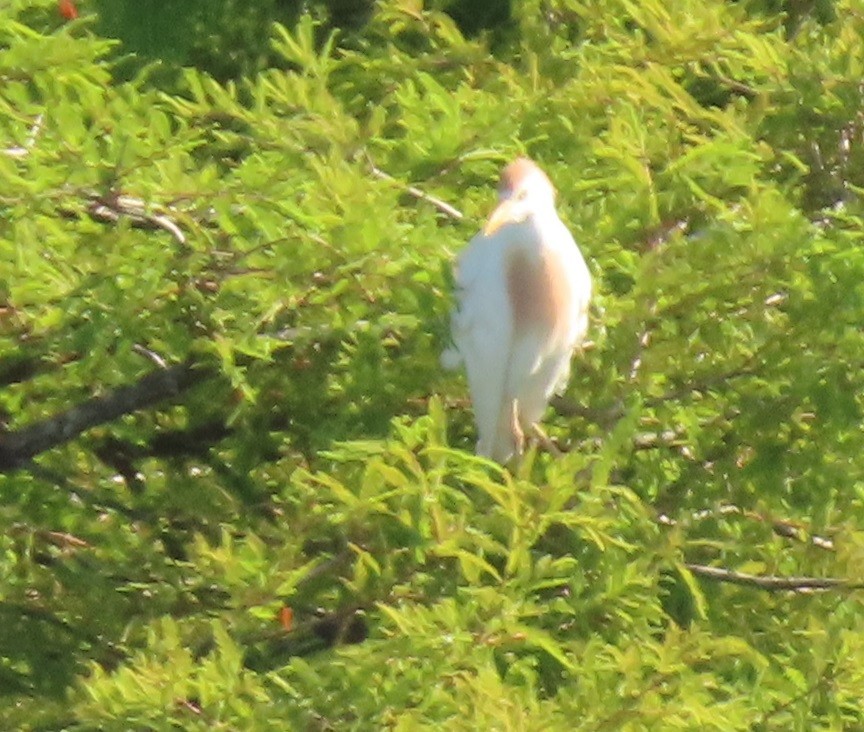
<box><xmin>366</xmin><ymin>155</ymin><xmax>464</xmax><ymax>221</ymax></box>
<box><xmin>0</xmin><ymin>360</ymin><xmax>207</xmax><ymax>472</ymax></box>
<box><xmin>684</xmin><ymin>563</ymin><xmax>864</xmax><ymax>592</ymax></box>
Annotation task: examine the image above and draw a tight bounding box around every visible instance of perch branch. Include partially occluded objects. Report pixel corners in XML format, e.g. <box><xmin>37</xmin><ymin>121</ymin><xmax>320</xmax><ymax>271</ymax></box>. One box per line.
<box><xmin>0</xmin><ymin>360</ymin><xmax>207</xmax><ymax>472</ymax></box>
<box><xmin>684</xmin><ymin>563</ymin><xmax>864</xmax><ymax>592</ymax></box>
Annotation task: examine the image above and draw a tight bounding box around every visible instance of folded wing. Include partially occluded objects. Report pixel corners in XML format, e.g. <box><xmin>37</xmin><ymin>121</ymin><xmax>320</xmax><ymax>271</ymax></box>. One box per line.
<box><xmin>450</xmin><ymin>234</ymin><xmax>518</xmax><ymax>461</ymax></box>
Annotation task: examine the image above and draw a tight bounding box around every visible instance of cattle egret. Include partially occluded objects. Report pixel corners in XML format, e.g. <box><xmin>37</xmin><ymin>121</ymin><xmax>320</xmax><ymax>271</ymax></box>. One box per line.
<box><xmin>442</xmin><ymin>158</ymin><xmax>592</xmax><ymax>463</ymax></box>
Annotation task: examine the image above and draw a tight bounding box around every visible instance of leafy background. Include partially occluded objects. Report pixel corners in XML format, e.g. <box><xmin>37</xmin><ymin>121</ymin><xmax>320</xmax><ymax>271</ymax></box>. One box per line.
<box><xmin>2</xmin><ymin>0</ymin><xmax>864</xmax><ymax>728</ymax></box>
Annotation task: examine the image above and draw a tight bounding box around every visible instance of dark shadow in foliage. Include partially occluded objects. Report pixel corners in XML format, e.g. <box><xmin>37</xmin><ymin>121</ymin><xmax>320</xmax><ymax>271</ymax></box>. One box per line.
<box><xmin>437</xmin><ymin>0</ymin><xmax>512</xmax><ymax>37</ymax></box>
<box><xmin>0</xmin><ymin>604</ymin><xmax>90</xmax><ymax>698</ymax></box>
<box><xmin>93</xmin><ymin>0</ymin><xmax>375</xmax><ymax>82</ymax></box>
<box><xmin>95</xmin><ymin>0</ymin><xmax>283</xmax><ymax>81</ymax></box>
<box><xmin>739</xmin><ymin>0</ymin><xmax>836</xmax><ymax>36</ymax></box>
<box><xmin>244</xmin><ymin>608</ymin><xmax>368</xmax><ymax>672</ymax></box>
<box><xmin>659</xmin><ymin>569</ymin><xmax>698</xmax><ymax>629</ymax></box>
<box><xmin>91</xmin><ymin>0</ymin><xmax>517</xmax><ymax>84</ymax></box>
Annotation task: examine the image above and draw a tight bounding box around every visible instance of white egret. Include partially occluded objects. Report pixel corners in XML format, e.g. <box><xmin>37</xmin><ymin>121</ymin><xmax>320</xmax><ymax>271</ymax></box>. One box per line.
<box><xmin>443</xmin><ymin>158</ymin><xmax>592</xmax><ymax>462</ymax></box>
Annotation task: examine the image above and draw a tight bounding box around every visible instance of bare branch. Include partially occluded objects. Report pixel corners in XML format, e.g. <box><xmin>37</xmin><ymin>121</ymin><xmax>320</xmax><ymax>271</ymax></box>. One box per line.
<box><xmin>366</xmin><ymin>156</ymin><xmax>464</xmax><ymax>221</ymax></box>
<box><xmin>0</xmin><ymin>360</ymin><xmax>208</xmax><ymax>472</ymax></box>
<box><xmin>684</xmin><ymin>563</ymin><xmax>864</xmax><ymax>592</ymax></box>
<box><xmin>86</xmin><ymin>194</ymin><xmax>186</xmax><ymax>245</ymax></box>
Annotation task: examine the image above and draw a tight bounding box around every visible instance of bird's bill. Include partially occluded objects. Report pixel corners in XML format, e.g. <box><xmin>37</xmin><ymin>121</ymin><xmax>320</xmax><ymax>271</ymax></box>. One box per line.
<box><xmin>483</xmin><ymin>198</ymin><xmax>522</xmax><ymax>236</ymax></box>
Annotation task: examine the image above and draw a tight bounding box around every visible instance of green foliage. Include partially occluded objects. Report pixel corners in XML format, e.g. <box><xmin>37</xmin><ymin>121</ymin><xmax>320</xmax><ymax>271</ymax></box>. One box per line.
<box><xmin>3</xmin><ymin>0</ymin><xmax>864</xmax><ymax>728</ymax></box>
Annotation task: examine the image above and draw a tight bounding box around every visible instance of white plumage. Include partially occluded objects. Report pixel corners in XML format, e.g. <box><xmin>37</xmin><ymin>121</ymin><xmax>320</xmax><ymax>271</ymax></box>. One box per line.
<box><xmin>443</xmin><ymin>158</ymin><xmax>591</xmax><ymax>463</ymax></box>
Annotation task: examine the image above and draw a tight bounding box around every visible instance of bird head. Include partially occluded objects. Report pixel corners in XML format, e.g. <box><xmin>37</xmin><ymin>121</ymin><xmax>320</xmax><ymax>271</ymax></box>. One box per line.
<box><xmin>483</xmin><ymin>158</ymin><xmax>556</xmax><ymax>237</ymax></box>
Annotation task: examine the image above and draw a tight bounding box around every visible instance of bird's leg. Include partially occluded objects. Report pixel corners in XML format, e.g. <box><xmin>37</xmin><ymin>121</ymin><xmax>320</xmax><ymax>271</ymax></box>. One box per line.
<box><xmin>528</xmin><ymin>423</ymin><xmax>562</xmax><ymax>458</ymax></box>
<box><xmin>511</xmin><ymin>399</ymin><xmax>525</xmax><ymax>457</ymax></box>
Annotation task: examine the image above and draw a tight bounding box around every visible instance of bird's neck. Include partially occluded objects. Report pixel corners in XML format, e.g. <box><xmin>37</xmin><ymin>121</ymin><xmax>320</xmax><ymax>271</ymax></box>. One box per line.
<box><xmin>527</xmin><ymin>204</ymin><xmax>562</xmax><ymax>236</ymax></box>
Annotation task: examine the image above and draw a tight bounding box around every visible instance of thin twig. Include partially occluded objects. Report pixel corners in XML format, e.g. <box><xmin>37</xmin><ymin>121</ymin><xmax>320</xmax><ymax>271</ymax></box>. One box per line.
<box><xmin>2</xmin><ymin>114</ymin><xmax>44</xmax><ymax>158</ymax></box>
<box><xmin>366</xmin><ymin>156</ymin><xmax>464</xmax><ymax>221</ymax></box>
<box><xmin>659</xmin><ymin>504</ymin><xmax>835</xmax><ymax>551</ymax></box>
<box><xmin>529</xmin><ymin>422</ymin><xmax>563</xmax><ymax>457</ymax></box>
<box><xmin>132</xmin><ymin>343</ymin><xmax>169</xmax><ymax>370</ymax></box>
<box><xmin>629</xmin><ymin>304</ymin><xmax>655</xmax><ymax>382</ymax></box>
<box><xmin>86</xmin><ymin>194</ymin><xmax>186</xmax><ymax>245</ymax></box>
<box><xmin>627</xmin><ymin>218</ymin><xmax>691</xmax><ymax>382</ymax></box>
<box><xmin>684</xmin><ymin>563</ymin><xmax>864</xmax><ymax>592</ymax></box>
<box><xmin>756</xmin><ymin>665</ymin><xmax>834</xmax><ymax>725</ymax></box>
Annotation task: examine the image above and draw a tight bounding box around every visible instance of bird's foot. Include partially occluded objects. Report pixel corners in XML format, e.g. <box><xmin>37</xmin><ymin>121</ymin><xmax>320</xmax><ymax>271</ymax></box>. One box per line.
<box><xmin>529</xmin><ymin>423</ymin><xmax>562</xmax><ymax>458</ymax></box>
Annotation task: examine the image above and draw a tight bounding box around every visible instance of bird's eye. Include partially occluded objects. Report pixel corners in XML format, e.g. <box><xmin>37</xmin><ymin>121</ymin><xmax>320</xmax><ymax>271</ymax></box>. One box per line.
<box><xmin>516</xmin><ymin>189</ymin><xmax>528</xmax><ymax>201</ymax></box>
